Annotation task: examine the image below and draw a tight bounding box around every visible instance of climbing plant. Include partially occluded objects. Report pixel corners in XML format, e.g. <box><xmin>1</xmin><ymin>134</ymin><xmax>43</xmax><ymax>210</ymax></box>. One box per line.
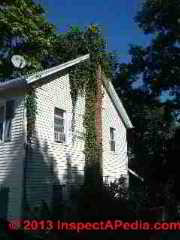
<box><xmin>22</xmin><ymin>22</ymin><xmax>115</xmax><ymax>187</ymax></box>
<box><xmin>25</xmin><ymin>87</ymin><xmax>37</xmax><ymax>142</ymax></box>
<box><xmin>0</xmin><ymin>0</ymin><xmax>115</xmax><ymax>182</ymax></box>
<box><xmin>56</xmin><ymin>25</ymin><xmax>116</xmax><ymax>186</ymax></box>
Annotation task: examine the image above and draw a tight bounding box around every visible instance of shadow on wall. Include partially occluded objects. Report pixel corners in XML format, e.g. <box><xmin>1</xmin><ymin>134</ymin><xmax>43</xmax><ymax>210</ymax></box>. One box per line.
<box><xmin>0</xmin><ymin>117</ymin><xmax>84</xmax><ymax>222</ymax></box>
<box><xmin>62</xmin><ymin>151</ymin><xmax>84</xmax><ymax>219</ymax></box>
<box><xmin>24</xmin><ymin>135</ymin><xmax>84</xmax><ymax>220</ymax></box>
<box><xmin>0</xmin><ymin>99</ymin><xmax>25</xmax><ymax>221</ymax></box>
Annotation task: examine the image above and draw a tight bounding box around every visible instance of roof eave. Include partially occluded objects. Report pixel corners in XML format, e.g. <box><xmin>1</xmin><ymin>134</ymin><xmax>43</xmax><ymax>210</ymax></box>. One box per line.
<box><xmin>27</xmin><ymin>54</ymin><xmax>90</xmax><ymax>85</ymax></box>
<box><xmin>0</xmin><ymin>54</ymin><xmax>133</xmax><ymax>129</ymax></box>
<box><xmin>0</xmin><ymin>77</ymin><xmax>27</xmax><ymax>95</ymax></box>
<box><xmin>103</xmin><ymin>79</ymin><xmax>133</xmax><ymax>129</ymax></box>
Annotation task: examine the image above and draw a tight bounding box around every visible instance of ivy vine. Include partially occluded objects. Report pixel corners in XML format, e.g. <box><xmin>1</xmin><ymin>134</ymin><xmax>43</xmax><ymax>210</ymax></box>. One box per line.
<box><xmin>67</xmin><ymin>25</ymin><xmax>114</xmax><ymax>185</ymax></box>
<box><xmin>25</xmin><ymin>88</ymin><xmax>37</xmax><ymax>143</ymax></box>
<box><xmin>25</xmin><ymin>24</ymin><xmax>115</xmax><ymax>185</ymax></box>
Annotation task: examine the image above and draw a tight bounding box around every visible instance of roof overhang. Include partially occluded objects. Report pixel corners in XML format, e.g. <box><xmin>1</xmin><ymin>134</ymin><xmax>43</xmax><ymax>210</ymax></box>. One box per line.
<box><xmin>0</xmin><ymin>54</ymin><xmax>90</xmax><ymax>93</ymax></box>
<box><xmin>103</xmin><ymin>77</ymin><xmax>133</xmax><ymax>129</ymax></box>
<box><xmin>0</xmin><ymin>77</ymin><xmax>27</xmax><ymax>96</ymax></box>
<box><xmin>27</xmin><ymin>54</ymin><xmax>90</xmax><ymax>85</ymax></box>
<box><xmin>128</xmin><ymin>168</ymin><xmax>144</xmax><ymax>182</ymax></box>
<box><xmin>0</xmin><ymin>53</ymin><xmax>133</xmax><ymax>129</ymax></box>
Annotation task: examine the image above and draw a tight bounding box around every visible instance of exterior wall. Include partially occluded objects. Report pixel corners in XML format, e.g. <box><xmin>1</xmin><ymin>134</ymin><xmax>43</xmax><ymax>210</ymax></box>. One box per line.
<box><xmin>0</xmin><ymin>96</ymin><xmax>25</xmax><ymax>221</ymax></box>
<box><xmin>26</xmin><ymin>74</ymin><xmax>85</xmax><ymax>213</ymax></box>
<box><xmin>25</xmin><ymin>74</ymin><xmax>129</xmax><ymax>213</ymax></box>
<box><xmin>102</xmin><ymin>85</ymin><xmax>128</xmax><ymax>183</ymax></box>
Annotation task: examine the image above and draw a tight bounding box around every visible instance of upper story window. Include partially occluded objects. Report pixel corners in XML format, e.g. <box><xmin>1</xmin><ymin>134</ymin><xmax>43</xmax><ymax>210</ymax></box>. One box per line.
<box><xmin>54</xmin><ymin>107</ymin><xmax>65</xmax><ymax>143</ymax></box>
<box><xmin>110</xmin><ymin>127</ymin><xmax>115</xmax><ymax>152</ymax></box>
<box><xmin>0</xmin><ymin>100</ymin><xmax>15</xmax><ymax>142</ymax></box>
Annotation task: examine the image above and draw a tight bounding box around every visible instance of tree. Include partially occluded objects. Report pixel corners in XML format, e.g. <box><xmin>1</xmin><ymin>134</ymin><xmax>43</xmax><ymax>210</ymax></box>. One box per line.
<box><xmin>113</xmin><ymin>0</ymin><xmax>179</xmax><ymax>218</ymax></box>
<box><xmin>0</xmin><ymin>0</ymin><xmax>57</xmax><ymax>80</ymax></box>
<box><xmin>131</xmin><ymin>0</ymin><xmax>180</xmax><ymax>114</ymax></box>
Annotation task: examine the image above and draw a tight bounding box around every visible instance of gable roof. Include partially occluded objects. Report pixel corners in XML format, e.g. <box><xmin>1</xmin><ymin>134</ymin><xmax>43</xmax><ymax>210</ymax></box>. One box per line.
<box><xmin>0</xmin><ymin>54</ymin><xmax>133</xmax><ymax>129</ymax></box>
<box><xmin>103</xmin><ymin>78</ymin><xmax>133</xmax><ymax>129</ymax></box>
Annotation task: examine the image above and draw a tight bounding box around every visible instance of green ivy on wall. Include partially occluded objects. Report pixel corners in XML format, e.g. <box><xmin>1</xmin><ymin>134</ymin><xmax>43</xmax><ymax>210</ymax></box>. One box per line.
<box><xmin>25</xmin><ymin>88</ymin><xmax>37</xmax><ymax>142</ymax></box>
<box><xmin>25</xmin><ymin>25</ymin><xmax>115</xmax><ymax>184</ymax></box>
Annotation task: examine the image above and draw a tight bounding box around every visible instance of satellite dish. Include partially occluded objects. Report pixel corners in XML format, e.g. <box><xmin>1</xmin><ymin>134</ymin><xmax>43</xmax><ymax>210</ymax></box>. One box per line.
<box><xmin>11</xmin><ymin>55</ymin><xmax>27</xmax><ymax>69</ymax></box>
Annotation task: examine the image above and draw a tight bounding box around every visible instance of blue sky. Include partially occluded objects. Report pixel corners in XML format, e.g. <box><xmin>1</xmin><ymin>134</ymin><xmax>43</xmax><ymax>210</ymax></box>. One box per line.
<box><xmin>39</xmin><ymin>0</ymin><xmax>152</xmax><ymax>63</ymax></box>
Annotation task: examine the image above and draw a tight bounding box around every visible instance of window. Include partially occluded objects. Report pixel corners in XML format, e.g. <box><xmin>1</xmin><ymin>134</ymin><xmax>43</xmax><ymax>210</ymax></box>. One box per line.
<box><xmin>0</xmin><ymin>106</ymin><xmax>4</xmax><ymax>141</ymax></box>
<box><xmin>110</xmin><ymin>127</ymin><xmax>115</xmax><ymax>151</ymax></box>
<box><xmin>0</xmin><ymin>100</ymin><xmax>14</xmax><ymax>142</ymax></box>
<box><xmin>5</xmin><ymin>101</ymin><xmax>14</xmax><ymax>141</ymax></box>
<box><xmin>54</xmin><ymin>108</ymin><xmax>65</xmax><ymax>143</ymax></box>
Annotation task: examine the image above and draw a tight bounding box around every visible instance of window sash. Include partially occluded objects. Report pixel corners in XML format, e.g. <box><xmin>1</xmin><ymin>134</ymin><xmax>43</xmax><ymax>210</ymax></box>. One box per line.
<box><xmin>54</xmin><ymin>108</ymin><xmax>65</xmax><ymax>143</ymax></box>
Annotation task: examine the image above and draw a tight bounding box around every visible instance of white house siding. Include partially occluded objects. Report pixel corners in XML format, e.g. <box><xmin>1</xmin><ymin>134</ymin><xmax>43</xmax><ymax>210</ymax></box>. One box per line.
<box><xmin>102</xmin><ymin>85</ymin><xmax>128</xmax><ymax>183</ymax></box>
<box><xmin>25</xmin><ymin>74</ymin><xmax>129</xmax><ymax>212</ymax></box>
<box><xmin>26</xmin><ymin>74</ymin><xmax>85</xmax><ymax>212</ymax></box>
<box><xmin>0</xmin><ymin>96</ymin><xmax>25</xmax><ymax>221</ymax></box>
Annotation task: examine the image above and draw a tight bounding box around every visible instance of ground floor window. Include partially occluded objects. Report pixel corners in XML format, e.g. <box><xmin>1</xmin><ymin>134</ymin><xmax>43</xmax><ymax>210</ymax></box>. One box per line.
<box><xmin>0</xmin><ymin>100</ymin><xmax>15</xmax><ymax>142</ymax></box>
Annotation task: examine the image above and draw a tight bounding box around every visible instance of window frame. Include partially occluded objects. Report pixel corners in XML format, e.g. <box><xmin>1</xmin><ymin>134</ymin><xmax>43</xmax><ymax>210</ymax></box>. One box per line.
<box><xmin>54</xmin><ymin>107</ymin><xmax>66</xmax><ymax>143</ymax></box>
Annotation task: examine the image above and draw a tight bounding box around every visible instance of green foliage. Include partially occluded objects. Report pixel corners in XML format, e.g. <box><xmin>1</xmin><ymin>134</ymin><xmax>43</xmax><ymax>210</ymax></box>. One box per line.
<box><xmin>1</xmin><ymin>0</ymin><xmax>115</xmax><ymax>185</ymax></box>
<box><xmin>129</xmin><ymin>0</ymin><xmax>180</xmax><ymax>107</ymax></box>
<box><xmin>113</xmin><ymin>0</ymin><xmax>179</xmax><ymax>213</ymax></box>
<box><xmin>55</xmin><ymin>25</ymin><xmax>114</xmax><ymax>184</ymax></box>
<box><xmin>0</xmin><ymin>0</ymin><xmax>57</xmax><ymax>80</ymax></box>
<box><xmin>135</xmin><ymin>0</ymin><xmax>180</xmax><ymax>35</ymax></box>
<box><xmin>25</xmin><ymin>88</ymin><xmax>37</xmax><ymax>141</ymax></box>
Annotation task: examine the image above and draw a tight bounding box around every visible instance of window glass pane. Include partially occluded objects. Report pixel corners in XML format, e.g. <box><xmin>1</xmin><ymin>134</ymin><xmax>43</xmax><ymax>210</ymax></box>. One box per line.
<box><xmin>110</xmin><ymin>127</ymin><xmax>115</xmax><ymax>151</ymax></box>
<box><xmin>54</xmin><ymin>107</ymin><xmax>65</xmax><ymax>142</ymax></box>
<box><xmin>6</xmin><ymin>100</ymin><xmax>14</xmax><ymax>120</ymax></box>
<box><xmin>54</xmin><ymin>118</ymin><xmax>63</xmax><ymax>125</ymax></box>
<box><xmin>54</xmin><ymin>126</ymin><xmax>64</xmax><ymax>132</ymax></box>
<box><xmin>111</xmin><ymin>140</ymin><xmax>115</xmax><ymax>151</ymax></box>
<box><xmin>55</xmin><ymin>108</ymin><xmax>64</xmax><ymax>117</ymax></box>
<box><xmin>110</xmin><ymin>127</ymin><xmax>115</xmax><ymax>140</ymax></box>
<box><xmin>4</xmin><ymin>101</ymin><xmax>14</xmax><ymax>142</ymax></box>
<box><xmin>4</xmin><ymin>120</ymin><xmax>12</xmax><ymax>141</ymax></box>
<box><xmin>0</xmin><ymin>106</ymin><xmax>4</xmax><ymax>141</ymax></box>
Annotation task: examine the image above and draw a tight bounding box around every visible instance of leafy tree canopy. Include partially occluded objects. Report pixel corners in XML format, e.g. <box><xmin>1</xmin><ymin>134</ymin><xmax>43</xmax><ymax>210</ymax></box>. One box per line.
<box><xmin>113</xmin><ymin>0</ymin><xmax>179</xmax><ymax>201</ymax></box>
<box><xmin>118</xmin><ymin>0</ymin><xmax>180</xmax><ymax>116</ymax></box>
<box><xmin>0</xmin><ymin>0</ymin><xmax>57</xmax><ymax>80</ymax></box>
